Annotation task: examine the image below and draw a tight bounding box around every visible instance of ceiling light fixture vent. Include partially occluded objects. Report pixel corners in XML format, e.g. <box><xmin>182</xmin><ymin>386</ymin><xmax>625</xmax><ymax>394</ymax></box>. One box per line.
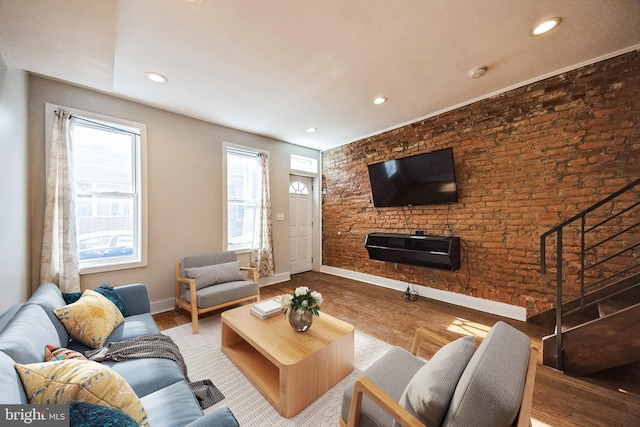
<box><xmin>305</xmin><ymin>127</ymin><xmax>317</xmax><ymax>133</ymax></box>
<box><xmin>373</xmin><ymin>97</ymin><xmax>387</xmax><ymax>105</ymax></box>
<box><xmin>531</xmin><ymin>17</ymin><xmax>562</xmax><ymax>36</ymax></box>
<box><xmin>468</xmin><ymin>66</ymin><xmax>488</xmax><ymax>79</ymax></box>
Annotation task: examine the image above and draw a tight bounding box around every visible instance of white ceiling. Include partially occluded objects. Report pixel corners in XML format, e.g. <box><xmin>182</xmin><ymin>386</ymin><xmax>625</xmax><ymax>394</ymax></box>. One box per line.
<box><xmin>2</xmin><ymin>0</ymin><xmax>640</xmax><ymax>151</ymax></box>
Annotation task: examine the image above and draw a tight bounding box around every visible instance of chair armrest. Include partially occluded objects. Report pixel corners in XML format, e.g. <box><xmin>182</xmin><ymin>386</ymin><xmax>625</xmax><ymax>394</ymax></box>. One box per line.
<box><xmin>240</xmin><ymin>266</ymin><xmax>259</xmax><ymax>283</ymax></box>
<box><xmin>515</xmin><ymin>346</ymin><xmax>538</xmax><ymax>427</ymax></box>
<box><xmin>346</xmin><ymin>376</ymin><xmax>423</xmax><ymax>427</ymax></box>
<box><xmin>113</xmin><ymin>283</ymin><xmax>151</xmax><ymax>315</ymax></box>
<box><xmin>411</xmin><ymin>327</ymin><xmax>452</xmax><ymax>356</ymax></box>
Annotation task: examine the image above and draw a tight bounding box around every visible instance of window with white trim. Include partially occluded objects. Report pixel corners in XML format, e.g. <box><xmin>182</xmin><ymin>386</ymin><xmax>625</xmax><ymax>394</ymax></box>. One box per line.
<box><xmin>226</xmin><ymin>147</ymin><xmax>260</xmax><ymax>251</ymax></box>
<box><xmin>290</xmin><ymin>154</ymin><xmax>317</xmax><ymax>174</ymax></box>
<box><xmin>70</xmin><ymin>114</ymin><xmax>145</xmax><ymax>271</ymax></box>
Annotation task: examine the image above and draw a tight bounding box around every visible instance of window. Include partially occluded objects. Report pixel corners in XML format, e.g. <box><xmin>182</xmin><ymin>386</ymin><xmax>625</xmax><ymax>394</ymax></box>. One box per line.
<box><xmin>68</xmin><ymin>112</ymin><xmax>146</xmax><ymax>272</ymax></box>
<box><xmin>290</xmin><ymin>154</ymin><xmax>317</xmax><ymax>174</ymax></box>
<box><xmin>289</xmin><ymin>180</ymin><xmax>309</xmax><ymax>194</ymax></box>
<box><xmin>226</xmin><ymin>146</ymin><xmax>260</xmax><ymax>251</ymax></box>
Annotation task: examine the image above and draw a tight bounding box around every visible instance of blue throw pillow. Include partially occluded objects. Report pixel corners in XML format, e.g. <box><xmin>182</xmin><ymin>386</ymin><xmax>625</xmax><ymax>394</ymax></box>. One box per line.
<box><xmin>70</xmin><ymin>402</ymin><xmax>138</xmax><ymax>427</ymax></box>
<box><xmin>63</xmin><ymin>284</ymin><xmax>132</xmax><ymax>317</ymax></box>
<box><xmin>96</xmin><ymin>284</ymin><xmax>132</xmax><ymax>317</ymax></box>
<box><xmin>62</xmin><ymin>291</ymin><xmax>82</xmax><ymax>304</ymax></box>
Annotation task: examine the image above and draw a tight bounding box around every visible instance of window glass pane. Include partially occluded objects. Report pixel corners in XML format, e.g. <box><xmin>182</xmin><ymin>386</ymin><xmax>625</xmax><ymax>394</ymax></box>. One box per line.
<box><xmin>72</xmin><ymin>119</ymin><xmax>139</xmax><ymax>266</ymax></box>
<box><xmin>227</xmin><ymin>149</ymin><xmax>260</xmax><ymax>250</ymax></box>
<box><xmin>73</xmin><ymin>123</ymin><xmax>134</xmax><ymax>192</ymax></box>
<box><xmin>290</xmin><ymin>154</ymin><xmax>317</xmax><ymax>173</ymax></box>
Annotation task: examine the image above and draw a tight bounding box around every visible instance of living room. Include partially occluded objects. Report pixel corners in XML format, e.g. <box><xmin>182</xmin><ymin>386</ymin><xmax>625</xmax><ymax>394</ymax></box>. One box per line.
<box><xmin>2</xmin><ymin>1</ymin><xmax>640</xmax><ymax>426</ymax></box>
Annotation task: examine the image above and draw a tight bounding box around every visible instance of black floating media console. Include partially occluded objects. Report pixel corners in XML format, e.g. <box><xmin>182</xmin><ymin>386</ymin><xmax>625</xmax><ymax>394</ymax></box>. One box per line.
<box><xmin>365</xmin><ymin>232</ymin><xmax>460</xmax><ymax>271</ymax></box>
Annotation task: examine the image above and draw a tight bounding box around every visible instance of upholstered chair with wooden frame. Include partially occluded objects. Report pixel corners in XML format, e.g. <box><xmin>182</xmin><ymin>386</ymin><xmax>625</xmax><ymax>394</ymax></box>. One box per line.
<box><xmin>341</xmin><ymin>321</ymin><xmax>538</xmax><ymax>427</ymax></box>
<box><xmin>175</xmin><ymin>251</ymin><xmax>260</xmax><ymax>334</ymax></box>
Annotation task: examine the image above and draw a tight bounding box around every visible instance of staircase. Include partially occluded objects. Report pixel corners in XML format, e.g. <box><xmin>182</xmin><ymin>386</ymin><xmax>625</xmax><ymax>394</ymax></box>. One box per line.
<box><xmin>534</xmin><ymin>178</ymin><xmax>640</xmax><ymax>375</ymax></box>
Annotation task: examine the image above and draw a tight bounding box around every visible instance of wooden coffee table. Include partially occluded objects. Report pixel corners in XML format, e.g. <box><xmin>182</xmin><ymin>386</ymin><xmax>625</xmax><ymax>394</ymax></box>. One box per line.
<box><xmin>221</xmin><ymin>303</ymin><xmax>354</xmax><ymax>417</ymax></box>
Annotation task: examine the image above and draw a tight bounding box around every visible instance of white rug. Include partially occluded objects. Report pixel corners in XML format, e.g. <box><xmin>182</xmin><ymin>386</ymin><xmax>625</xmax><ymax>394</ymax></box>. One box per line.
<box><xmin>162</xmin><ymin>314</ymin><xmax>391</xmax><ymax>426</ymax></box>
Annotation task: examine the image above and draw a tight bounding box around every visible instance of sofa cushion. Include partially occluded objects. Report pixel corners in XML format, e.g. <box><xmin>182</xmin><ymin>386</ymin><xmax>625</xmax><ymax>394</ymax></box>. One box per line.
<box><xmin>15</xmin><ymin>359</ymin><xmax>149</xmax><ymax>426</ymax></box>
<box><xmin>395</xmin><ymin>335</ymin><xmax>476</xmax><ymax>427</ymax></box>
<box><xmin>0</xmin><ymin>304</ymin><xmax>63</xmax><ymax>364</ymax></box>
<box><xmin>341</xmin><ymin>346</ymin><xmax>426</xmax><ymax>427</ymax></box>
<box><xmin>44</xmin><ymin>345</ymin><xmax>87</xmax><ymax>362</ymax></box>
<box><xmin>53</xmin><ymin>290</ymin><xmax>124</xmax><ymax>349</ymax></box>
<box><xmin>441</xmin><ymin>321</ymin><xmax>531</xmax><ymax>427</ymax></box>
<box><xmin>0</xmin><ymin>351</ymin><xmax>28</xmax><ymax>404</ymax></box>
<box><xmin>98</xmin><ymin>357</ymin><xmax>186</xmax><ymax>398</ymax></box>
<box><xmin>185</xmin><ymin>260</ymin><xmax>243</xmax><ymax>290</ymax></box>
<box><xmin>70</xmin><ymin>402</ymin><xmax>138</xmax><ymax>427</ymax></box>
<box><xmin>24</xmin><ymin>283</ymin><xmax>70</xmax><ymax>344</ymax></box>
<box><xmin>140</xmin><ymin>380</ymin><xmax>203</xmax><ymax>427</ymax></box>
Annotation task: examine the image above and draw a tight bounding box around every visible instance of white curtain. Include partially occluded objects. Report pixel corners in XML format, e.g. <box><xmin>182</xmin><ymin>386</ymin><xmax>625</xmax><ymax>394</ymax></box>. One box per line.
<box><xmin>40</xmin><ymin>109</ymin><xmax>81</xmax><ymax>292</ymax></box>
<box><xmin>250</xmin><ymin>152</ymin><xmax>275</xmax><ymax>277</ymax></box>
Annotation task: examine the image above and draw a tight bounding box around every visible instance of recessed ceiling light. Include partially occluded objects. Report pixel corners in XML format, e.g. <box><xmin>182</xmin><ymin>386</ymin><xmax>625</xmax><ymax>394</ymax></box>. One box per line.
<box><xmin>145</xmin><ymin>72</ymin><xmax>168</xmax><ymax>83</ymax></box>
<box><xmin>531</xmin><ymin>17</ymin><xmax>562</xmax><ymax>36</ymax></box>
<box><xmin>305</xmin><ymin>127</ymin><xmax>317</xmax><ymax>133</ymax></box>
<box><xmin>468</xmin><ymin>66</ymin><xmax>488</xmax><ymax>79</ymax></box>
<box><xmin>373</xmin><ymin>97</ymin><xmax>387</xmax><ymax>105</ymax></box>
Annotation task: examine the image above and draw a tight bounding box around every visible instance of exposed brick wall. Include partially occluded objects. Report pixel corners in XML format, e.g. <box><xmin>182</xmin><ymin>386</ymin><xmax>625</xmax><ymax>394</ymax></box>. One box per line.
<box><xmin>322</xmin><ymin>51</ymin><xmax>640</xmax><ymax>316</ymax></box>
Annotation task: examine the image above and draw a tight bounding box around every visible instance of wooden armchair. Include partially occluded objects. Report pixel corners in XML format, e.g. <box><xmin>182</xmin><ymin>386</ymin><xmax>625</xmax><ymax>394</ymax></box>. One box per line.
<box><xmin>341</xmin><ymin>322</ymin><xmax>538</xmax><ymax>427</ymax></box>
<box><xmin>175</xmin><ymin>251</ymin><xmax>260</xmax><ymax>334</ymax></box>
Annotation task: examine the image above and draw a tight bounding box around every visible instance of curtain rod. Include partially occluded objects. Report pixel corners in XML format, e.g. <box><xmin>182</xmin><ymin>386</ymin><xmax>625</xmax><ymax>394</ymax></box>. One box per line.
<box><xmin>70</xmin><ymin>115</ymin><xmax>140</xmax><ymax>136</ymax></box>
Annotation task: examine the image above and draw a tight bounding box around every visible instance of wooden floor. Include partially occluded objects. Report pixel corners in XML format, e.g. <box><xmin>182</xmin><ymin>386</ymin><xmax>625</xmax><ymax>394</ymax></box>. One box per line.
<box><xmin>155</xmin><ymin>271</ymin><xmax>640</xmax><ymax>427</ymax></box>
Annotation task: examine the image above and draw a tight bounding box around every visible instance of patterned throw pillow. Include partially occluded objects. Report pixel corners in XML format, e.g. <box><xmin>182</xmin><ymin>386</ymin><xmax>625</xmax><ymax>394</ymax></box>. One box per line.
<box><xmin>70</xmin><ymin>402</ymin><xmax>138</xmax><ymax>427</ymax></box>
<box><xmin>62</xmin><ymin>284</ymin><xmax>132</xmax><ymax>317</ymax></box>
<box><xmin>15</xmin><ymin>359</ymin><xmax>148</xmax><ymax>427</ymax></box>
<box><xmin>53</xmin><ymin>289</ymin><xmax>124</xmax><ymax>349</ymax></box>
<box><xmin>43</xmin><ymin>345</ymin><xmax>87</xmax><ymax>362</ymax></box>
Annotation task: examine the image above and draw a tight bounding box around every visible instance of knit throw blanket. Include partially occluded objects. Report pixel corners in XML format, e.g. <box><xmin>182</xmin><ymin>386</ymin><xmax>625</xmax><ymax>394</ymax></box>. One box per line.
<box><xmin>84</xmin><ymin>333</ymin><xmax>189</xmax><ymax>381</ymax></box>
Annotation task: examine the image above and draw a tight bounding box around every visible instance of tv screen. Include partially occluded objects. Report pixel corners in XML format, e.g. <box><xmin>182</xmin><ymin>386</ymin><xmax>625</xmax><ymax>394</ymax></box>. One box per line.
<box><xmin>367</xmin><ymin>148</ymin><xmax>457</xmax><ymax>207</ymax></box>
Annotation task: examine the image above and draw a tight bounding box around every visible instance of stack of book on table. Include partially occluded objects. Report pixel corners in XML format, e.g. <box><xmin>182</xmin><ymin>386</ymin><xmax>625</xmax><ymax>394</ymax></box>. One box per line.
<box><xmin>250</xmin><ymin>298</ymin><xmax>283</xmax><ymax>319</ymax></box>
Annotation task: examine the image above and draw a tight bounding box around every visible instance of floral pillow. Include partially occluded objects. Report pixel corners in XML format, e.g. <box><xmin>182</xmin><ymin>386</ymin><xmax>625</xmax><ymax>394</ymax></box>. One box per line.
<box><xmin>43</xmin><ymin>345</ymin><xmax>87</xmax><ymax>362</ymax></box>
<box><xmin>15</xmin><ymin>359</ymin><xmax>148</xmax><ymax>427</ymax></box>
<box><xmin>53</xmin><ymin>289</ymin><xmax>124</xmax><ymax>349</ymax></box>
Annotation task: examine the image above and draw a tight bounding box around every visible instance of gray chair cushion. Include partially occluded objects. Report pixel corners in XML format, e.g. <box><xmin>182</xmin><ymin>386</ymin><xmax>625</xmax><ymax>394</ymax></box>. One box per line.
<box><xmin>184</xmin><ymin>280</ymin><xmax>259</xmax><ymax>309</ymax></box>
<box><xmin>182</xmin><ymin>251</ymin><xmax>238</xmax><ymax>272</ymax></box>
<box><xmin>185</xmin><ymin>260</ymin><xmax>243</xmax><ymax>290</ymax></box>
<box><xmin>442</xmin><ymin>321</ymin><xmax>531</xmax><ymax>427</ymax></box>
<box><xmin>341</xmin><ymin>346</ymin><xmax>426</xmax><ymax>427</ymax></box>
<box><xmin>395</xmin><ymin>335</ymin><xmax>476</xmax><ymax>427</ymax></box>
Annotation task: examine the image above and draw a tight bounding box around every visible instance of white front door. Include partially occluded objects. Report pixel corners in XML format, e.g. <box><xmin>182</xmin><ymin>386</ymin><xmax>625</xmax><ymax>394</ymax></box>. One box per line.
<box><xmin>289</xmin><ymin>175</ymin><xmax>313</xmax><ymax>274</ymax></box>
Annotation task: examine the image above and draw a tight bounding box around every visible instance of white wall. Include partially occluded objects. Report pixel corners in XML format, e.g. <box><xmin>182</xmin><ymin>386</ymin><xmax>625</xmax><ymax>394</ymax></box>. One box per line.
<box><xmin>0</xmin><ymin>55</ymin><xmax>30</xmax><ymax>313</ymax></box>
<box><xmin>28</xmin><ymin>76</ymin><xmax>320</xmax><ymax>309</ymax></box>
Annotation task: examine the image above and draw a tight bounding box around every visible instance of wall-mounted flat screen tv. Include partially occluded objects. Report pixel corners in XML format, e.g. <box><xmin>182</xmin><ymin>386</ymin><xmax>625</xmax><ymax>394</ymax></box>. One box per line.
<box><xmin>367</xmin><ymin>147</ymin><xmax>458</xmax><ymax>207</ymax></box>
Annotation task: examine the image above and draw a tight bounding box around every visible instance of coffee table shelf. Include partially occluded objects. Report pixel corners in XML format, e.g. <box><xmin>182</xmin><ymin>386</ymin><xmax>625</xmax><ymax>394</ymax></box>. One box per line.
<box><xmin>221</xmin><ymin>304</ymin><xmax>354</xmax><ymax>417</ymax></box>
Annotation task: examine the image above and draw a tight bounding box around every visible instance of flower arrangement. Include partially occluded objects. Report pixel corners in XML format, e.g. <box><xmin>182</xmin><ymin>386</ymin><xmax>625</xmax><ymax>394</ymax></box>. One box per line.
<box><xmin>280</xmin><ymin>286</ymin><xmax>323</xmax><ymax>317</ymax></box>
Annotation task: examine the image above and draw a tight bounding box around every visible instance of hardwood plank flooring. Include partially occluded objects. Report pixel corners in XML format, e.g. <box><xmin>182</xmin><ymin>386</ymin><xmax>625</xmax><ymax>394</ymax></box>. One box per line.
<box><xmin>154</xmin><ymin>271</ymin><xmax>640</xmax><ymax>427</ymax></box>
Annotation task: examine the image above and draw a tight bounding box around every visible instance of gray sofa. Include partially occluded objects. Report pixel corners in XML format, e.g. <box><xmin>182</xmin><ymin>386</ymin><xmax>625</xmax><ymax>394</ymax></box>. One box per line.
<box><xmin>0</xmin><ymin>282</ymin><xmax>239</xmax><ymax>427</ymax></box>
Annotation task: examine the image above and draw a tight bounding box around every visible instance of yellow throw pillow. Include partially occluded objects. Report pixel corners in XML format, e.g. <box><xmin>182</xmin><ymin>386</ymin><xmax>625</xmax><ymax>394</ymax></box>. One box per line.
<box><xmin>53</xmin><ymin>289</ymin><xmax>124</xmax><ymax>349</ymax></box>
<box><xmin>15</xmin><ymin>359</ymin><xmax>148</xmax><ymax>427</ymax></box>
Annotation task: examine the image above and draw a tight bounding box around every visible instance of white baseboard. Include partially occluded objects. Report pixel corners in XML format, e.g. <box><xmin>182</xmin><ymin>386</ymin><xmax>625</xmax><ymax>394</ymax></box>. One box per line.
<box><xmin>320</xmin><ymin>265</ymin><xmax>527</xmax><ymax>321</ymax></box>
<box><xmin>151</xmin><ymin>298</ymin><xmax>175</xmax><ymax>315</ymax></box>
<box><xmin>150</xmin><ymin>272</ymin><xmax>291</xmax><ymax>315</ymax></box>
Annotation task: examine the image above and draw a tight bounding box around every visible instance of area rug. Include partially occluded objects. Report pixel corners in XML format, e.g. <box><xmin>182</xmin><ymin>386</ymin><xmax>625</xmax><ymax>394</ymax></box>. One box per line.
<box><xmin>162</xmin><ymin>314</ymin><xmax>392</xmax><ymax>426</ymax></box>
